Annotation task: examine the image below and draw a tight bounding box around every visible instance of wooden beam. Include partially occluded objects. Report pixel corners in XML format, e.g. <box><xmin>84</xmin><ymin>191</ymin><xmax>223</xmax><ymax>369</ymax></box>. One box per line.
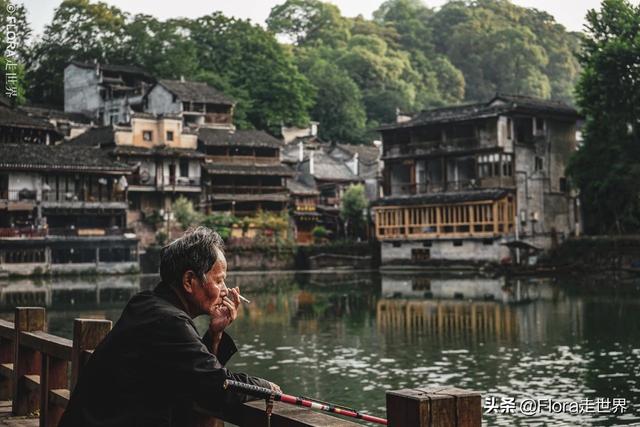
<box><xmin>71</xmin><ymin>319</ymin><xmax>112</xmax><ymax>391</ymax></box>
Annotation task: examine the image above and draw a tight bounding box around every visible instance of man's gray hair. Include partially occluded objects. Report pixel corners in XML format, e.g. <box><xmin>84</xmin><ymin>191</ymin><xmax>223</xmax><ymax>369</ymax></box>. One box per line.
<box><xmin>160</xmin><ymin>226</ymin><xmax>225</xmax><ymax>288</ymax></box>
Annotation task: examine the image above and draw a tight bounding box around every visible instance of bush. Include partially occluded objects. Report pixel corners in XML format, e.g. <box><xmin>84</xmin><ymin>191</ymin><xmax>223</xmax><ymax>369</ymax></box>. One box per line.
<box><xmin>202</xmin><ymin>213</ymin><xmax>239</xmax><ymax>241</ymax></box>
<box><xmin>312</xmin><ymin>225</ymin><xmax>329</xmax><ymax>241</ymax></box>
<box><xmin>156</xmin><ymin>230</ymin><xmax>168</xmax><ymax>246</ymax></box>
<box><xmin>172</xmin><ymin>196</ymin><xmax>204</xmax><ymax>229</ymax></box>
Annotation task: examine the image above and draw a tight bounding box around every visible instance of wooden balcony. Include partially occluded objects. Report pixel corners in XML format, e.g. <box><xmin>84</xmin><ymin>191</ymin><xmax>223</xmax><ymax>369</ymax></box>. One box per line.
<box><xmin>206</xmin><ymin>156</ymin><xmax>279</xmax><ymax>165</ymax></box>
<box><xmin>374</xmin><ymin>196</ymin><xmax>515</xmax><ymax>240</ymax></box>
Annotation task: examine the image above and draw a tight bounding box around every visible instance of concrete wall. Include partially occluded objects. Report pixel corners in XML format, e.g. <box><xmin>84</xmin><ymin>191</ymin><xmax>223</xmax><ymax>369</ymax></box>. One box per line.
<box><xmin>146</xmin><ymin>84</ymin><xmax>182</xmax><ymax>115</ymax></box>
<box><xmin>381</xmin><ymin>239</ymin><xmax>510</xmax><ymax>264</ymax></box>
<box><xmin>127</xmin><ymin>117</ymin><xmax>197</xmax><ymax>149</ymax></box>
<box><xmin>64</xmin><ymin>64</ymin><xmax>101</xmax><ymax>118</ymax></box>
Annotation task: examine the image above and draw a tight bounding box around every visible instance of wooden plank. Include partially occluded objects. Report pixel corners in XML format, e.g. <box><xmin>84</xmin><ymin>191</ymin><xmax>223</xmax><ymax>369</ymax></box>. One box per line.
<box><xmin>13</xmin><ymin>308</ymin><xmax>45</xmax><ymax>416</ymax></box>
<box><xmin>19</xmin><ymin>332</ymin><xmax>72</xmax><ymax>361</ymax></box>
<box><xmin>221</xmin><ymin>400</ymin><xmax>362</xmax><ymax>427</ymax></box>
<box><xmin>23</xmin><ymin>375</ymin><xmax>40</xmax><ymax>392</ymax></box>
<box><xmin>48</xmin><ymin>389</ymin><xmax>69</xmax><ymax>408</ymax></box>
<box><xmin>40</xmin><ymin>356</ymin><xmax>68</xmax><ymax>427</ymax></box>
<box><xmin>0</xmin><ymin>363</ymin><xmax>13</xmax><ymax>378</ymax></box>
<box><xmin>0</xmin><ymin>320</ymin><xmax>14</xmax><ymax>340</ymax></box>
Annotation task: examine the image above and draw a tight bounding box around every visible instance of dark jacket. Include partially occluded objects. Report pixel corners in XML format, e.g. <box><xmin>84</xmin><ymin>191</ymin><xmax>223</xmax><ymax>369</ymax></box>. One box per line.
<box><xmin>58</xmin><ymin>283</ymin><xmax>270</xmax><ymax>427</ymax></box>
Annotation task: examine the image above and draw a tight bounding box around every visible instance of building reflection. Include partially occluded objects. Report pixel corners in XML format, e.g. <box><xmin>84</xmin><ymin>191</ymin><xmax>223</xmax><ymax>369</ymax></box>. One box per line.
<box><xmin>376</xmin><ymin>273</ymin><xmax>583</xmax><ymax>344</ymax></box>
<box><xmin>0</xmin><ymin>275</ymin><xmax>140</xmax><ymax>310</ymax></box>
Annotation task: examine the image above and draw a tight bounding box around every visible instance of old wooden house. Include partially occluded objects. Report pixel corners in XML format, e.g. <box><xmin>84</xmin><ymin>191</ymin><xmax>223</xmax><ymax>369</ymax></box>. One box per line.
<box><xmin>0</xmin><ymin>142</ymin><xmax>138</xmax><ymax>276</ymax></box>
<box><xmin>374</xmin><ymin>94</ymin><xmax>581</xmax><ymax>265</ymax></box>
<box><xmin>67</xmin><ymin>113</ymin><xmax>204</xmax><ymax>243</ymax></box>
<box><xmin>199</xmin><ymin>129</ymin><xmax>292</xmax><ymax>216</ymax></box>
<box><xmin>64</xmin><ymin>61</ymin><xmax>155</xmax><ymax>126</ymax></box>
<box><xmin>145</xmin><ymin>79</ymin><xmax>235</xmax><ymax>130</ymax></box>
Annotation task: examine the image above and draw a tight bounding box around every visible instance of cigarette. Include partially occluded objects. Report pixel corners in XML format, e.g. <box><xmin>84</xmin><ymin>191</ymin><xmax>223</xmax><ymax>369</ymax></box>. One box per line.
<box><xmin>224</xmin><ymin>294</ymin><xmax>251</xmax><ymax>304</ymax></box>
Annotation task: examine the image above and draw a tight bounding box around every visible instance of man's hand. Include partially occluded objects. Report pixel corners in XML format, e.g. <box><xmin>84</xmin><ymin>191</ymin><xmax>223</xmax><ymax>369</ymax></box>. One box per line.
<box><xmin>268</xmin><ymin>382</ymin><xmax>282</xmax><ymax>394</ymax></box>
<box><xmin>209</xmin><ymin>287</ymin><xmax>241</xmax><ymax>334</ymax></box>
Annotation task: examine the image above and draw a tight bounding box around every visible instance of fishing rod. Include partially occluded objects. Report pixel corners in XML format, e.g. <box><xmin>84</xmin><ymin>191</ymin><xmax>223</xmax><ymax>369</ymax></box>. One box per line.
<box><xmin>223</xmin><ymin>379</ymin><xmax>388</xmax><ymax>425</ymax></box>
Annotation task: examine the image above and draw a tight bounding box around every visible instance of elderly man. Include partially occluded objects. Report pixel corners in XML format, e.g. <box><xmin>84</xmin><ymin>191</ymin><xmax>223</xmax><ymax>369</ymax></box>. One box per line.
<box><xmin>59</xmin><ymin>227</ymin><xmax>277</xmax><ymax>427</ymax></box>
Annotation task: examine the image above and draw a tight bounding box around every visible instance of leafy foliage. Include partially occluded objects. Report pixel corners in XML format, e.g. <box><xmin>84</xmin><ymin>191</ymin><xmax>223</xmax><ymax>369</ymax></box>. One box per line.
<box><xmin>171</xmin><ymin>196</ymin><xmax>204</xmax><ymax>230</ymax></box>
<box><xmin>568</xmin><ymin>0</ymin><xmax>640</xmax><ymax>234</ymax></box>
<box><xmin>340</xmin><ymin>184</ymin><xmax>368</xmax><ymax>238</ymax></box>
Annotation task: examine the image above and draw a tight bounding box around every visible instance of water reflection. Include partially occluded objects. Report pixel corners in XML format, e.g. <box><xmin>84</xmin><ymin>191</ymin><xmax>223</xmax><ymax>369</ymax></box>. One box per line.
<box><xmin>0</xmin><ymin>271</ymin><xmax>638</xmax><ymax>426</ymax></box>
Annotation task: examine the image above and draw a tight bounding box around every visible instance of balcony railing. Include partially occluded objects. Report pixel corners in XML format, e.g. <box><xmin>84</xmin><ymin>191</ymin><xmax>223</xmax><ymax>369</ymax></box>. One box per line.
<box><xmin>0</xmin><ymin>190</ymin><xmax>126</xmax><ymax>203</ymax></box>
<box><xmin>129</xmin><ymin>176</ymin><xmax>201</xmax><ymax>187</ymax></box>
<box><xmin>208</xmin><ymin>185</ymin><xmax>286</xmax><ymax>194</ymax></box>
<box><xmin>391</xmin><ymin>177</ymin><xmax>516</xmax><ymax>196</ymax></box>
<box><xmin>0</xmin><ymin>227</ymin><xmax>132</xmax><ymax>238</ymax></box>
<box><xmin>206</xmin><ymin>156</ymin><xmax>279</xmax><ymax>165</ymax></box>
<box><xmin>0</xmin><ymin>227</ymin><xmax>47</xmax><ymax>238</ymax></box>
<box><xmin>374</xmin><ymin>196</ymin><xmax>515</xmax><ymax>240</ymax></box>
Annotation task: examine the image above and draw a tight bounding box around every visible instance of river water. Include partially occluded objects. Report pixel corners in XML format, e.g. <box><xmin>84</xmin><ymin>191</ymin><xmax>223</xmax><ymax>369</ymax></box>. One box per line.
<box><xmin>0</xmin><ymin>271</ymin><xmax>638</xmax><ymax>426</ymax></box>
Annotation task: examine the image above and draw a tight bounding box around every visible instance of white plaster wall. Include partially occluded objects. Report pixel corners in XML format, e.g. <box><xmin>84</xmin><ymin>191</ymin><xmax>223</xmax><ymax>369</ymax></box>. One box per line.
<box><xmin>380</xmin><ymin>239</ymin><xmax>510</xmax><ymax>263</ymax></box>
<box><xmin>147</xmin><ymin>85</ymin><xmax>182</xmax><ymax>115</ymax></box>
<box><xmin>8</xmin><ymin>172</ymin><xmax>40</xmax><ymax>198</ymax></box>
<box><xmin>189</xmin><ymin>160</ymin><xmax>200</xmax><ymax>179</ymax></box>
<box><xmin>64</xmin><ymin>65</ymin><xmax>102</xmax><ymax>116</ymax></box>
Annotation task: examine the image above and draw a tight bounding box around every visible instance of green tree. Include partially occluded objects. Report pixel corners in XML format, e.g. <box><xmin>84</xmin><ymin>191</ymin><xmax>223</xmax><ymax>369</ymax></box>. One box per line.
<box><xmin>340</xmin><ymin>184</ymin><xmax>368</xmax><ymax>239</ymax></box>
<box><xmin>27</xmin><ymin>0</ymin><xmax>130</xmax><ymax>105</ymax></box>
<box><xmin>568</xmin><ymin>0</ymin><xmax>640</xmax><ymax>234</ymax></box>
<box><xmin>122</xmin><ymin>16</ymin><xmax>199</xmax><ymax>80</ymax></box>
<box><xmin>297</xmin><ymin>49</ymin><xmax>366</xmax><ymax>142</ymax></box>
<box><xmin>189</xmin><ymin>13</ymin><xmax>314</xmax><ymax>132</ymax></box>
<box><xmin>266</xmin><ymin>0</ymin><xmax>350</xmax><ymax>47</ymax></box>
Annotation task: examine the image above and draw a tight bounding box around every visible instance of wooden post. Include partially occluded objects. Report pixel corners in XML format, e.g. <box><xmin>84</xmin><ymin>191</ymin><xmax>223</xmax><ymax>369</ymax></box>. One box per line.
<box><xmin>40</xmin><ymin>355</ymin><xmax>67</xmax><ymax>427</ymax></box>
<box><xmin>386</xmin><ymin>387</ymin><xmax>481</xmax><ymax>427</ymax></box>
<box><xmin>70</xmin><ymin>319</ymin><xmax>112</xmax><ymax>390</ymax></box>
<box><xmin>13</xmin><ymin>307</ymin><xmax>45</xmax><ymax>416</ymax></box>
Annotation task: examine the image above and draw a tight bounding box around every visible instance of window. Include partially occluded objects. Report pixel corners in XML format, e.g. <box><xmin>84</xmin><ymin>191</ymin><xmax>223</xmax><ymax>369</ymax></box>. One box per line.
<box><xmin>392</xmin><ymin>242</ymin><xmax>402</xmax><ymax>248</ymax></box>
<box><xmin>559</xmin><ymin>177</ymin><xmax>568</xmax><ymax>192</ymax></box>
<box><xmin>143</xmin><ymin>131</ymin><xmax>153</xmax><ymax>142</ymax></box>
<box><xmin>507</xmin><ymin>118</ymin><xmax>512</xmax><ymax>140</ymax></box>
<box><xmin>535</xmin><ymin>156</ymin><xmax>543</xmax><ymax>171</ymax></box>
<box><xmin>166</xmin><ymin>131</ymin><xmax>174</xmax><ymax>141</ymax></box>
<box><xmin>535</xmin><ymin>117</ymin><xmax>545</xmax><ymax>133</ymax></box>
<box><xmin>453</xmin><ymin>240</ymin><xmax>463</xmax><ymax>247</ymax></box>
<box><xmin>478</xmin><ymin>153</ymin><xmax>512</xmax><ymax>178</ymax></box>
<box><xmin>179</xmin><ymin>159</ymin><xmax>189</xmax><ymax>178</ymax></box>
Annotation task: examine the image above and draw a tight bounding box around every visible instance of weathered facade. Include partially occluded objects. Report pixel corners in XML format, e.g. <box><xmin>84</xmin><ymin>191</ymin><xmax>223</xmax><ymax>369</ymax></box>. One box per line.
<box><xmin>146</xmin><ymin>79</ymin><xmax>235</xmax><ymax>130</ymax></box>
<box><xmin>0</xmin><ymin>143</ymin><xmax>138</xmax><ymax>276</ymax></box>
<box><xmin>374</xmin><ymin>94</ymin><xmax>581</xmax><ymax>265</ymax></box>
<box><xmin>199</xmin><ymin>129</ymin><xmax>292</xmax><ymax>216</ymax></box>
<box><xmin>64</xmin><ymin>62</ymin><xmax>155</xmax><ymax>126</ymax></box>
<box><xmin>287</xmin><ymin>177</ymin><xmax>320</xmax><ymax>244</ymax></box>
<box><xmin>0</xmin><ymin>97</ymin><xmax>62</xmax><ymax>144</ymax></box>
<box><xmin>68</xmin><ymin>114</ymin><xmax>204</xmax><ymax>241</ymax></box>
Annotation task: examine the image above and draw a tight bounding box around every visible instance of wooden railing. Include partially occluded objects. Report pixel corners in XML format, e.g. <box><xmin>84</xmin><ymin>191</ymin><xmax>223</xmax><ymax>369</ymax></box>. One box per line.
<box><xmin>0</xmin><ymin>307</ymin><xmax>112</xmax><ymax>427</ymax></box>
<box><xmin>374</xmin><ymin>196</ymin><xmax>515</xmax><ymax>240</ymax></box>
<box><xmin>0</xmin><ymin>307</ymin><xmax>482</xmax><ymax>426</ymax></box>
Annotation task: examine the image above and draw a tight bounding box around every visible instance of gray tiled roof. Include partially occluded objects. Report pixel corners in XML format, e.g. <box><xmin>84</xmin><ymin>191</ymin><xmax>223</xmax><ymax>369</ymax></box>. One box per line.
<box><xmin>308</xmin><ymin>151</ymin><xmax>360</xmax><ymax>182</ymax></box>
<box><xmin>65</xmin><ymin>127</ymin><xmax>115</xmax><ymax>147</ymax></box>
<box><xmin>379</xmin><ymin>94</ymin><xmax>579</xmax><ymax>130</ymax></box>
<box><xmin>69</xmin><ymin>61</ymin><xmax>153</xmax><ymax>80</ymax></box>
<box><xmin>199</xmin><ymin>129</ymin><xmax>282</xmax><ymax>148</ymax></box>
<box><xmin>0</xmin><ymin>144</ymin><xmax>131</xmax><ymax>173</ymax></box>
<box><xmin>0</xmin><ymin>104</ymin><xmax>58</xmax><ymax>132</ymax></box>
<box><xmin>158</xmin><ymin>80</ymin><xmax>234</xmax><ymax>105</ymax></box>
<box><xmin>287</xmin><ymin>178</ymin><xmax>319</xmax><ymax>195</ymax></box>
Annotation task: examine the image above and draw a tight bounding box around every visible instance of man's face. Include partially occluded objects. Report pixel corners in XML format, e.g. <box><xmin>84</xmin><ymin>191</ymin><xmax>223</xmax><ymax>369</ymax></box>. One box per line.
<box><xmin>190</xmin><ymin>251</ymin><xmax>228</xmax><ymax>316</ymax></box>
